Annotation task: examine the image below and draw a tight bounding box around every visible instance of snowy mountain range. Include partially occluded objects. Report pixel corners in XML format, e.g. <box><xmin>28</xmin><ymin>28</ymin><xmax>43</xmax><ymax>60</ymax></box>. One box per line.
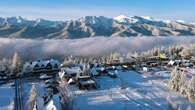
<box><xmin>0</xmin><ymin>15</ymin><xmax>195</xmax><ymax>39</ymax></box>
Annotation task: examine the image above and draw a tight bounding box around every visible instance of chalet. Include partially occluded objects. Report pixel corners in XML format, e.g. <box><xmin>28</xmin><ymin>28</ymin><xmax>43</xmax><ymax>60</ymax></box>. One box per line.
<box><xmin>58</xmin><ymin>64</ymin><xmax>82</xmax><ymax>79</ymax></box>
<box><xmin>77</xmin><ymin>76</ymin><xmax>96</xmax><ymax>90</ymax></box>
<box><xmin>168</xmin><ymin>59</ymin><xmax>193</xmax><ymax>68</ymax></box>
<box><xmin>23</xmin><ymin>59</ymin><xmax>60</xmax><ymax>73</ymax></box>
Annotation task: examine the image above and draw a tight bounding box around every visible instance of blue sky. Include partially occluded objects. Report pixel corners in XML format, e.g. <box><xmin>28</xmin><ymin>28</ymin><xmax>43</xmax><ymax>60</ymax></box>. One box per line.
<box><xmin>0</xmin><ymin>0</ymin><xmax>195</xmax><ymax>21</ymax></box>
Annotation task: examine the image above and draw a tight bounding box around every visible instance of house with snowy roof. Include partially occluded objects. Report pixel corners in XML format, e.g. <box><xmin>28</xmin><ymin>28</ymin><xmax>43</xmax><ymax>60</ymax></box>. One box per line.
<box><xmin>58</xmin><ymin>64</ymin><xmax>82</xmax><ymax>79</ymax></box>
<box><xmin>23</xmin><ymin>59</ymin><xmax>60</xmax><ymax>73</ymax></box>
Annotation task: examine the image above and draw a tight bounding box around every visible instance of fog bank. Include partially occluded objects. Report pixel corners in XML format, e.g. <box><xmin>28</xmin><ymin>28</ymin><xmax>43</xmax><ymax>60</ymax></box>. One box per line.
<box><xmin>0</xmin><ymin>36</ymin><xmax>194</xmax><ymax>60</ymax></box>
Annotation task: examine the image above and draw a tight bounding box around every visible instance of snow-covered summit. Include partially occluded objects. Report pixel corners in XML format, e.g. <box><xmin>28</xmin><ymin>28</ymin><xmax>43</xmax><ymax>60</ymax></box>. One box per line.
<box><xmin>176</xmin><ymin>20</ymin><xmax>185</xmax><ymax>23</ymax></box>
<box><xmin>141</xmin><ymin>16</ymin><xmax>154</xmax><ymax>21</ymax></box>
<box><xmin>78</xmin><ymin>16</ymin><xmax>113</xmax><ymax>25</ymax></box>
<box><xmin>114</xmin><ymin>15</ymin><xmax>131</xmax><ymax>23</ymax></box>
<box><xmin>114</xmin><ymin>15</ymin><xmax>157</xmax><ymax>24</ymax></box>
<box><xmin>114</xmin><ymin>15</ymin><xmax>140</xmax><ymax>23</ymax></box>
<box><xmin>5</xmin><ymin>16</ymin><xmax>26</xmax><ymax>24</ymax></box>
<box><xmin>0</xmin><ymin>15</ymin><xmax>194</xmax><ymax>38</ymax></box>
<box><xmin>0</xmin><ymin>16</ymin><xmax>34</xmax><ymax>25</ymax></box>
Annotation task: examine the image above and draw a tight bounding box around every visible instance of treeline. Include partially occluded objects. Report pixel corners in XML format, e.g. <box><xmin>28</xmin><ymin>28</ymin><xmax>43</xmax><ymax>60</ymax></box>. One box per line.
<box><xmin>62</xmin><ymin>43</ymin><xmax>195</xmax><ymax>65</ymax></box>
<box><xmin>0</xmin><ymin>43</ymin><xmax>194</xmax><ymax>74</ymax></box>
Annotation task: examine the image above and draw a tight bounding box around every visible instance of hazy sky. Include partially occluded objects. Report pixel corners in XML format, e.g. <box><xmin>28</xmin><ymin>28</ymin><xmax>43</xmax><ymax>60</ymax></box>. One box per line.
<box><xmin>0</xmin><ymin>0</ymin><xmax>195</xmax><ymax>21</ymax></box>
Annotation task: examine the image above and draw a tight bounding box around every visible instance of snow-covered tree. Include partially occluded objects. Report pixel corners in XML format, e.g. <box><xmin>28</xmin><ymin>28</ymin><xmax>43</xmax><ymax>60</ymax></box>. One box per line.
<box><xmin>180</xmin><ymin>47</ymin><xmax>192</xmax><ymax>58</ymax></box>
<box><xmin>179</xmin><ymin>72</ymin><xmax>188</xmax><ymax>97</ymax></box>
<box><xmin>179</xmin><ymin>44</ymin><xmax>195</xmax><ymax>59</ymax></box>
<box><xmin>187</xmin><ymin>76</ymin><xmax>195</xmax><ymax>102</ymax></box>
<box><xmin>111</xmin><ymin>52</ymin><xmax>121</xmax><ymax>60</ymax></box>
<box><xmin>169</xmin><ymin>67</ymin><xmax>181</xmax><ymax>91</ymax></box>
<box><xmin>169</xmin><ymin>67</ymin><xmax>195</xmax><ymax>103</ymax></box>
<box><xmin>25</xmin><ymin>85</ymin><xmax>37</xmax><ymax>110</ymax></box>
<box><xmin>10</xmin><ymin>52</ymin><xmax>21</xmax><ymax>75</ymax></box>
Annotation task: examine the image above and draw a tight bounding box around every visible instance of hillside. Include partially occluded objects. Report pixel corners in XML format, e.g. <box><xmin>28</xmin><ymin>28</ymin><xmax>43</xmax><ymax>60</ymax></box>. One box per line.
<box><xmin>0</xmin><ymin>16</ymin><xmax>195</xmax><ymax>39</ymax></box>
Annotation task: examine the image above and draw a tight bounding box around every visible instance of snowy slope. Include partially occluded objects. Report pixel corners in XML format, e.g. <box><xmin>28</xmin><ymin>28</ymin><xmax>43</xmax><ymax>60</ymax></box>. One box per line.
<box><xmin>0</xmin><ymin>15</ymin><xmax>195</xmax><ymax>38</ymax></box>
<box><xmin>114</xmin><ymin>15</ymin><xmax>138</xmax><ymax>23</ymax></box>
<box><xmin>114</xmin><ymin>15</ymin><xmax>156</xmax><ymax>24</ymax></box>
<box><xmin>63</xmin><ymin>70</ymin><xmax>195</xmax><ymax>110</ymax></box>
<box><xmin>0</xmin><ymin>84</ymin><xmax>15</xmax><ymax>110</ymax></box>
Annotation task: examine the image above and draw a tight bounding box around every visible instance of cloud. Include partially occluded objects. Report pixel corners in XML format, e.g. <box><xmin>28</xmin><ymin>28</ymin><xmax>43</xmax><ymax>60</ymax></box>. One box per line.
<box><xmin>0</xmin><ymin>37</ymin><xmax>194</xmax><ymax>60</ymax></box>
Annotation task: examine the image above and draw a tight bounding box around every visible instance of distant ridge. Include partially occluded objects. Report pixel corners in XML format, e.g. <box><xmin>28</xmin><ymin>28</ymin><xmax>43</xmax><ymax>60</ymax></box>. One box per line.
<box><xmin>0</xmin><ymin>15</ymin><xmax>194</xmax><ymax>39</ymax></box>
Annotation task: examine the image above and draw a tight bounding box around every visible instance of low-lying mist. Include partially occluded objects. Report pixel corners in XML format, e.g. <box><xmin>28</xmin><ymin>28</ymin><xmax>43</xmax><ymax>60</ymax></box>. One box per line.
<box><xmin>0</xmin><ymin>36</ymin><xmax>194</xmax><ymax>60</ymax></box>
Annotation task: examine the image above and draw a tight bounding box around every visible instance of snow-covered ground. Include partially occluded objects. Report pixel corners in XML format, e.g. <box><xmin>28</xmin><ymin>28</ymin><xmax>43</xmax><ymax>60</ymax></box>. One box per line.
<box><xmin>1</xmin><ymin>69</ymin><xmax>194</xmax><ymax>110</ymax></box>
<box><xmin>22</xmin><ymin>79</ymin><xmax>61</xmax><ymax>110</ymax></box>
<box><xmin>62</xmin><ymin>70</ymin><xmax>195</xmax><ymax>110</ymax></box>
<box><xmin>0</xmin><ymin>83</ymin><xmax>15</xmax><ymax>110</ymax></box>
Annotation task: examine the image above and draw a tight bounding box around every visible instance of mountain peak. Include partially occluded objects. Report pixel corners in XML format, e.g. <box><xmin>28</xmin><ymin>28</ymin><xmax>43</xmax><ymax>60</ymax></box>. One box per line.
<box><xmin>0</xmin><ymin>15</ymin><xmax>194</xmax><ymax>39</ymax></box>
<box><xmin>114</xmin><ymin>15</ymin><xmax>130</xmax><ymax>23</ymax></box>
<box><xmin>140</xmin><ymin>16</ymin><xmax>154</xmax><ymax>21</ymax></box>
<box><xmin>176</xmin><ymin>20</ymin><xmax>185</xmax><ymax>23</ymax></box>
<box><xmin>114</xmin><ymin>15</ymin><xmax>157</xmax><ymax>24</ymax></box>
<box><xmin>78</xmin><ymin>16</ymin><xmax>112</xmax><ymax>25</ymax></box>
<box><xmin>6</xmin><ymin>16</ymin><xmax>25</xmax><ymax>24</ymax></box>
<box><xmin>114</xmin><ymin>15</ymin><xmax>129</xmax><ymax>20</ymax></box>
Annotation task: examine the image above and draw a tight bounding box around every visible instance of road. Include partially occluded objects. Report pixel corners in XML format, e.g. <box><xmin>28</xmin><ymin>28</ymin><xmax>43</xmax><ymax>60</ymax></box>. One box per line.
<box><xmin>15</xmin><ymin>79</ymin><xmax>23</xmax><ymax>110</ymax></box>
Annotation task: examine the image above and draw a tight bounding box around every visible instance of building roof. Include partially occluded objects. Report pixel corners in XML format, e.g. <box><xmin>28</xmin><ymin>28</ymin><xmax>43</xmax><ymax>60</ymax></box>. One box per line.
<box><xmin>23</xmin><ymin>59</ymin><xmax>60</xmax><ymax>71</ymax></box>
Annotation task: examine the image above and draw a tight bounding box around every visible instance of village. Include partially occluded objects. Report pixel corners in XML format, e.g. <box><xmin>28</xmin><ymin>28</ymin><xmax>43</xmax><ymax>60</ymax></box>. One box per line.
<box><xmin>0</xmin><ymin>49</ymin><xmax>195</xmax><ymax>110</ymax></box>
